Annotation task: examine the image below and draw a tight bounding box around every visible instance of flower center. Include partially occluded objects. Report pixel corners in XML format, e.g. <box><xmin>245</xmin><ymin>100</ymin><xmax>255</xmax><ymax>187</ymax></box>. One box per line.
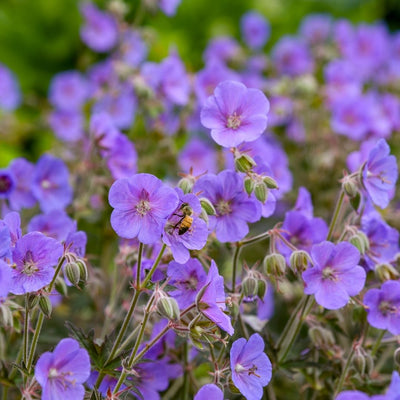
<box><xmin>216</xmin><ymin>200</ymin><xmax>231</xmax><ymax>216</ymax></box>
<box><xmin>135</xmin><ymin>189</ymin><xmax>151</xmax><ymax>216</ymax></box>
<box><xmin>41</xmin><ymin>179</ymin><xmax>52</xmax><ymax>190</ymax></box>
<box><xmin>23</xmin><ymin>251</ymin><xmax>39</xmax><ymax>276</ymax></box>
<box><xmin>379</xmin><ymin>301</ymin><xmax>397</xmax><ymax>316</ymax></box>
<box><xmin>226</xmin><ymin>112</ymin><xmax>241</xmax><ymax>130</ymax></box>
<box><xmin>322</xmin><ymin>266</ymin><xmax>337</xmax><ymax>281</ymax></box>
<box><xmin>235</xmin><ymin>363</ymin><xmax>261</xmax><ymax>378</ymax></box>
<box><xmin>48</xmin><ymin>368</ymin><xmax>59</xmax><ymax>378</ymax></box>
<box><xmin>0</xmin><ymin>174</ymin><xmax>13</xmax><ymax>194</ymax></box>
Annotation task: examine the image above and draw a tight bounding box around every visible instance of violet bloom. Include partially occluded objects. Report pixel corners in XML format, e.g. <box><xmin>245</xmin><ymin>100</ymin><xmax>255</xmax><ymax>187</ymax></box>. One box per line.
<box><xmin>194</xmin><ymin>384</ymin><xmax>224</xmax><ymax>400</ymax></box>
<box><xmin>159</xmin><ymin>0</ymin><xmax>182</xmax><ymax>16</ymax></box>
<box><xmin>272</xmin><ymin>36</ymin><xmax>314</xmax><ymax>77</ymax></box>
<box><xmin>35</xmin><ymin>338</ymin><xmax>90</xmax><ymax>400</ymax></box>
<box><xmin>197</xmin><ymin>260</ymin><xmax>234</xmax><ymax>335</ymax></box>
<box><xmin>0</xmin><ymin>224</ymin><xmax>11</xmax><ymax>260</ymax></box>
<box><xmin>49</xmin><ymin>71</ymin><xmax>89</xmax><ymax>111</ymax></box>
<box><xmin>361</xmin><ymin>139</ymin><xmax>398</xmax><ymax>209</ymax></box>
<box><xmin>230</xmin><ymin>333</ymin><xmax>272</xmax><ymax>400</ymax></box>
<box><xmin>201</xmin><ymin>80</ymin><xmax>269</xmax><ymax>148</ymax></box>
<box><xmin>32</xmin><ymin>154</ymin><xmax>73</xmax><ymax>212</ymax></box>
<box><xmin>48</xmin><ymin>110</ymin><xmax>84</xmax><ymax>142</ymax></box>
<box><xmin>302</xmin><ymin>241</ymin><xmax>366</xmax><ymax>310</ymax></box>
<box><xmin>194</xmin><ymin>170</ymin><xmax>261</xmax><ymax>243</ymax></box>
<box><xmin>335</xmin><ymin>392</ymin><xmax>370</xmax><ymax>400</ymax></box>
<box><xmin>204</xmin><ymin>36</ymin><xmax>241</xmax><ymax>65</ymax></box>
<box><xmin>299</xmin><ymin>14</ymin><xmax>332</xmax><ymax>45</ymax></box>
<box><xmin>109</xmin><ymin>173</ymin><xmax>179</xmax><ymax>244</ymax></box>
<box><xmin>364</xmin><ymin>281</ymin><xmax>400</xmax><ymax>335</ymax></box>
<box><xmin>10</xmin><ymin>232</ymin><xmax>63</xmax><ymax>295</ymax></box>
<box><xmin>118</xmin><ymin>30</ymin><xmax>147</xmax><ymax>68</ymax></box>
<box><xmin>8</xmin><ymin>158</ymin><xmax>36</xmax><ymax>211</ymax></box>
<box><xmin>0</xmin><ymin>169</ymin><xmax>15</xmax><ymax>200</ymax></box>
<box><xmin>1</xmin><ymin>211</ymin><xmax>22</xmax><ymax>247</ymax></box>
<box><xmin>0</xmin><ymin>260</ymin><xmax>12</xmax><ymax>298</ymax></box>
<box><xmin>241</xmin><ymin>11</ymin><xmax>270</xmax><ymax>50</ymax></box>
<box><xmin>0</xmin><ymin>63</ymin><xmax>21</xmax><ymax>111</ymax></box>
<box><xmin>163</xmin><ymin>189</ymin><xmax>208</xmax><ymax>263</ymax></box>
<box><xmin>80</xmin><ymin>2</ymin><xmax>118</xmax><ymax>52</ymax></box>
<box><xmin>167</xmin><ymin>258</ymin><xmax>207</xmax><ymax>309</ymax></box>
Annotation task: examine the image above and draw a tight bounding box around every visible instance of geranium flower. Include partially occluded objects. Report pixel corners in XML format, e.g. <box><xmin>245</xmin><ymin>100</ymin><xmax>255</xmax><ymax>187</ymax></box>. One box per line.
<box><xmin>241</xmin><ymin>11</ymin><xmax>270</xmax><ymax>50</ymax></box>
<box><xmin>230</xmin><ymin>333</ymin><xmax>272</xmax><ymax>400</ymax></box>
<box><xmin>200</xmin><ymin>80</ymin><xmax>269</xmax><ymax>148</ymax></box>
<box><xmin>35</xmin><ymin>338</ymin><xmax>90</xmax><ymax>400</ymax></box>
<box><xmin>302</xmin><ymin>241</ymin><xmax>366</xmax><ymax>310</ymax></box>
<box><xmin>194</xmin><ymin>384</ymin><xmax>224</xmax><ymax>400</ymax></box>
<box><xmin>109</xmin><ymin>173</ymin><xmax>179</xmax><ymax>244</ymax></box>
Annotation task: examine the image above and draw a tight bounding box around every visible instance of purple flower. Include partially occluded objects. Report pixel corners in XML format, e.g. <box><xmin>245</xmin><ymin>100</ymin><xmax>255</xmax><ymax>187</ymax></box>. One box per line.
<box><xmin>80</xmin><ymin>3</ymin><xmax>118</xmax><ymax>52</ymax></box>
<box><xmin>361</xmin><ymin>139</ymin><xmax>398</xmax><ymax>209</ymax></box>
<box><xmin>230</xmin><ymin>333</ymin><xmax>272</xmax><ymax>400</ymax></box>
<box><xmin>364</xmin><ymin>280</ymin><xmax>400</xmax><ymax>335</ymax></box>
<box><xmin>197</xmin><ymin>260</ymin><xmax>234</xmax><ymax>335</ymax></box>
<box><xmin>0</xmin><ymin>260</ymin><xmax>12</xmax><ymax>298</ymax></box>
<box><xmin>109</xmin><ymin>173</ymin><xmax>179</xmax><ymax>244</ymax></box>
<box><xmin>203</xmin><ymin>36</ymin><xmax>241</xmax><ymax>65</ymax></box>
<box><xmin>335</xmin><ymin>392</ymin><xmax>370</xmax><ymax>400</ymax></box>
<box><xmin>167</xmin><ymin>258</ymin><xmax>207</xmax><ymax>309</ymax></box>
<box><xmin>194</xmin><ymin>384</ymin><xmax>224</xmax><ymax>400</ymax></box>
<box><xmin>35</xmin><ymin>338</ymin><xmax>90</xmax><ymax>400</ymax></box>
<box><xmin>299</xmin><ymin>14</ymin><xmax>332</xmax><ymax>45</ymax></box>
<box><xmin>200</xmin><ymin>80</ymin><xmax>269</xmax><ymax>148</ymax></box>
<box><xmin>118</xmin><ymin>30</ymin><xmax>147</xmax><ymax>68</ymax></box>
<box><xmin>163</xmin><ymin>189</ymin><xmax>209</xmax><ymax>263</ymax></box>
<box><xmin>0</xmin><ymin>169</ymin><xmax>15</xmax><ymax>200</ymax></box>
<box><xmin>0</xmin><ymin>224</ymin><xmax>11</xmax><ymax>260</ymax></box>
<box><xmin>49</xmin><ymin>71</ymin><xmax>89</xmax><ymax>111</ymax></box>
<box><xmin>159</xmin><ymin>0</ymin><xmax>182</xmax><ymax>16</ymax></box>
<box><xmin>0</xmin><ymin>63</ymin><xmax>21</xmax><ymax>111</ymax></box>
<box><xmin>48</xmin><ymin>110</ymin><xmax>84</xmax><ymax>142</ymax></box>
<box><xmin>9</xmin><ymin>232</ymin><xmax>63</xmax><ymax>295</ymax></box>
<box><xmin>32</xmin><ymin>154</ymin><xmax>73</xmax><ymax>212</ymax></box>
<box><xmin>241</xmin><ymin>11</ymin><xmax>270</xmax><ymax>50</ymax></box>
<box><xmin>302</xmin><ymin>241</ymin><xmax>366</xmax><ymax>310</ymax></box>
<box><xmin>194</xmin><ymin>170</ymin><xmax>261</xmax><ymax>243</ymax></box>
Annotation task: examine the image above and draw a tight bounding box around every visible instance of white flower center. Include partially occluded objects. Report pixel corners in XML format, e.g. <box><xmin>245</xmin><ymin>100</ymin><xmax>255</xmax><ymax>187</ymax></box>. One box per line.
<box><xmin>226</xmin><ymin>112</ymin><xmax>241</xmax><ymax>130</ymax></box>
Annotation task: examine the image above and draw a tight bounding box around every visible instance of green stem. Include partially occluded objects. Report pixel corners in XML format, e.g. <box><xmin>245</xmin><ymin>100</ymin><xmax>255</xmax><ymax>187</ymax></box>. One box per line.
<box><xmin>327</xmin><ymin>190</ymin><xmax>345</xmax><ymax>241</ymax></box>
<box><xmin>23</xmin><ymin>295</ymin><xmax>29</xmax><ymax>367</ymax></box>
<box><xmin>240</xmin><ymin>231</ymin><xmax>271</xmax><ymax>246</ymax></box>
<box><xmin>231</xmin><ymin>243</ymin><xmax>242</xmax><ymax>293</ymax></box>
<box><xmin>136</xmin><ymin>242</ymin><xmax>144</xmax><ymax>288</ymax></box>
<box><xmin>141</xmin><ymin>244</ymin><xmax>167</xmax><ymax>288</ymax></box>
<box><xmin>277</xmin><ymin>296</ymin><xmax>315</xmax><ymax>364</ymax></box>
<box><xmin>183</xmin><ymin>342</ymin><xmax>190</xmax><ymax>400</ymax></box>
<box><xmin>334</xmin><ymin>342</ymin><xmax>356</xmax><ymax>396</ymax></box>
<box><xmin>371</xmin><ymin>329</ymin><xmax>386</xmax><ymax>357</ymax></box>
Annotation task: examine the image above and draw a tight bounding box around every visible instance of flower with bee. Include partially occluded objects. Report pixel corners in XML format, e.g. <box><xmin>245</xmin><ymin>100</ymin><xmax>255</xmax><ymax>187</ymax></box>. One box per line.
<box><xmin>163</xmin><ymin>188</ymin><xmax>209</xmax><ymax>264</ymax></box>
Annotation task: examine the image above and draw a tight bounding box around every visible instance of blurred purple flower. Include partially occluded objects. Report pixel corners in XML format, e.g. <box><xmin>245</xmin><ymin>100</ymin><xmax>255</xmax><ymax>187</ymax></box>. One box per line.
<box><xmin>10</xmin><ymin>232</ymin><xmax>63</xmax><ymax>295</ymax></box>
<box><xmin>200</xmin><ymin>80</ymin><xmax>269</xmax><ymax>148</ymax></box>
<box><xmin>49</xmin><ymin>110</ymin><xmax>84</xmax><ymax>142</ymax></box>
<box><xmin>204</xmin><ymin>36</ymin><xmax>241</xmax><ymax>65</ymax></box>
<box><xmin>109</xmin><ymin>173</ymin><xmax>179</xmax><ymax>244</ymax></box>
<box><xmin>0</xmin><ymin>63</ymin><xmax>21</xmax><ymax>111</ymax></box>
<box><xmin>197</xmin><ymin>260</ymin><xmax>234</xmax><ymax>335</ymax></box>
<box><xmin>80</xmin><ymin>3</ymin><xmax>118</xmax><ymax>52</ymax></box>
<box><xmin>0</xmin><ymin>169</ymin><xmax>15</xmax><ymax>200</ymax></box>
<box><xmin>302</xmin><ymin>241</ymin><xmax>366</xmax><ymax>310</ymax></box>
<box><xmin>194</xmin><ymin>170</ymin><xmax>261</xmax><ymax>243</ymax></box>
<box><xmin>167</xmin><ymin>258</ymin><xmax>207</xmax><ymax>309</ymax></box>
<box><xmin>35</xmin><ymin>338</ymin><xmax>90</xmax><ymax>400</ymax></box>
<box><xmin>159</xmin><ymin>0</ymin><xmax>182</xmax><ymax>16</ymax></box>
<box><xmin>299</xmin><ymin>14</ymin><xmax>332</xmax><ymax>44</ymax></box>
<box><xmin>194</xmin><ymin>384</ymin><xmax>224</xmax><ymax>400</ymax></box>
<box><xmin>241</xmin><ymin>11</ymin><xmax>270</xmax><ymax>50</ymax></box>
<box><xmin>1</xmin><ymin>211</ymin><xmax>22</xmax><ymax>247</ymax></box>
<box><xmin>32</xmin><ymin>154</ymin><xmax>73</xmax><ymax>212</ymax></box>
<box><xmin>230</xmin><ymin>333</ymin><xmax>272</xmax><ymax>400</ymax></box>
<box><xmin>118</xmin><ymin>30</ymin><xmax>147</xmax><ymax>68</ymax></box>
<box><xmin>0</xmin><ymin>260</ymin><xmax>12</xmax><ymax>298</ymax></box>
<box><xmin>364</xmin><ymin>280</ymin><xmax>400</xmax><ymax>335</ymax></box>
<box><xmin>361</xmin><ymin>139</ymin><xmax>398</xmax><ymax>209</ymax></box>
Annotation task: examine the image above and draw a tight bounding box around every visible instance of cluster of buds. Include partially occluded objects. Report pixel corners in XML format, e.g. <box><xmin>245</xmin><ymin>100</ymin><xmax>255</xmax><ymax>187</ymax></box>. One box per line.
<box><xmin>241</xmin><ymin>265</ymin><xmax>267</xmax><ymax>302</ymax></box>
<box><xmin>64</xmin><ymin>253</ymin><xmax>88</xmax><ymax>289</ymax></box>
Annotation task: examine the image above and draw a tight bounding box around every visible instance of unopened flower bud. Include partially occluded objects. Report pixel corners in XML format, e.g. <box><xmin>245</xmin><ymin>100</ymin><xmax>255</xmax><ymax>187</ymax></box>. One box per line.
<box><xmin>27</xmin><ymin>293</ymin><xmax>39</xmax><ymax>310</ymax></box>
<box><xmin>342</xmin><ymin>178</ymin><xmax>359</xmax><ymax>199</ymax></box>
<box><xmin>289</xmin><ymin>250</ymin><xmax>311</xmax><ymax>273</ymax></box>
<box><xmin>76</xmin><ymin>260</ymin><xmax>88</xmax><ymax>284</ymax></box>
<box><xmin>157</xmin><ymin>296</ymin><xmax>180</xmax><ymax>321</ymax></box>
<box><xmin>199</xmin><ymin>208</ymin><xmax>209</xmax><ymax>225</ymax></box>
<box><xmin>65</xmin><ymin>261</ymin><xmax>81</xmax><ymax>287</ymax></box>
<box><xmin>178</xmin><ymin>177</ymin><xmax>194</xmax><ymax>194</ymax></box>
<box><xmin>257</xmin><ymin>279</ymin><xmax>267</xmax><ymax>300</ymax></box>
<box><xmin>200</xmin><ymin>197</ymin><xmax>216</xmax><ymax>216</ymax></box>
<box><xmin>234</xmin><ymin>153</ymin><xmax>256</xmax><ymax>173</ymax></box>
<box><xmin>39</xmin><ymin>296</ymin><xmax>52</xmax><ymax>318</ymax></box>
<box><xmin>228</xmin><ymin>376</ymin><xmax>241</xmax><ymax>394</ymax></box>
<box><xmin>254</xmin><ymin>182</ymin><xmax>268</xmax><ymax>204</ymax></box>
<box><xmin>364</xmin><ymin>353</ymin><xmax>374</xmax><ymax>376</ymax></box>
<box><xmin>242</xmin><ymin>275</ymin><xmax>258</xmax><ymax>300</ymax></box>
<box><xmin>264</xmin><ymin>253</ymin><xmax>286</xmax><ymax>277</ymax></box>
<box><xmin>0</xmin><ymin>303</ymin><xmax>14</xmax><ymax>327</ymax></box>
<box><xmin>263</xmin><ymin>176</ymin><xmax>278</xmax><ymax>189</ymax></box>
<box><xmin>394</xmin><ymin>348</ymin><xmax>400</xmax><ymax>366</ymax></box>
<box><xmin>375</xmin><ymin>263</ymin><xmax>399</xmax><ymax>282</ymax></box>
<box><xmin>55</xmin><ymin>277</ymin><xmax>68</xmax><ymax>297</ymax></box>
<box><xmin>308</xmin><ymin>326</ymin><xmax>335</xmax><ymax>348</ymax></box>
<box><xmin>352</xmin><ymin>348</ymin><xmax>366</xmax><ymax>376</ymax></box>
<box><xmin>244</xmin><ymin>176</ymin><xmax>254</xmax><ymax>195</ymax></box>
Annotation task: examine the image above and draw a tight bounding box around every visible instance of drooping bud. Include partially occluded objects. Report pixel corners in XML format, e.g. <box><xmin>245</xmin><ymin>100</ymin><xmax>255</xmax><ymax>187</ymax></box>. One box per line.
<box><xmin>308</xmin><ymin>326</ymin><xmax>335</xmax><ymax>348</ymax></box>
<box><xmin>227</xmin><ymin>376</ymin><xmax>241</xmax><ymax>394</ymax></box>
<box><xmin>257</xmin><ymin>279</ymin><xmax>267</xmax><ymax>300</ymax></box>
<box><xmin>76</xmin><ymin>259</ymin><xmax>88</xmax><ymax>284</ymax></box>
<box><xmin>55</xmin><ymin>277</ymin><xmax>68</xmax><ymax>297</ymax></box>
<box><xmin>244</xmin><ymin>176</ymin><xmax>254</xmax><ymax>196</ymax></box>
<box><xmin>342</xmin><ymin>177</ymin><xmax>359</xmax><ymax>199</ymax></box>
<box><xmin>0</xmin><ymin>302</ymin><xmax>14</xmax><ymax>327</ymax></box>
<box><xmin>178</xmin><ymin>177</ymin><xmax>194</xmax><ymax>194</ymax></box>
<box><xmin>65</xmin><ymin>261</ymin><xmax>81</xmax><ymax>287</ymax></box>
<box><xmin>200</xmin><ymin>197</ymin><xmax>216</xmax><ymax>216</ymax></box>
<box><xmin>234</xmin><ymin>153</ymin><xmax>256</xmax><ymax>173</ymax></box>
<box><xmin>352</xmin><ymin>348</ymin><xmax>366</xmax><ymax>376</ymax></box>
<box><xmin>156</xmin><ymin>295</ymin><xmax>180</xmax><ymax>321</ymax></box>
<box><xmin>199</xmin><ymin>208</ymin><xmax>209</xmax><ymax>225</ymax></box>
<box><xmin>242</xmin><ymin>275</ymin><xmax>258</xmax><ymax>301</ymax></box>
<box><xmin>27</xmin><ymin>293</ymin><xmax>39</xmax><ymax>310</ymax></box>
<box><xmin>263</xmin><ymin>176</ymin><xmax>279</xmax><ymax>189</ymax></box>
<box><xmin>349</xmin><ymin>234</ymin><xmax>368</xmax><ymax>255</ymax></box>
<box><xmin>394</xmin><ymin>348</ymin><xmax>400</xmax><ymax>366</ymax></box>
<box><xmin>289</xmin><ymin>250</ymin><xmax>311</xmax><ymax>273</ymax></box>
<box><xmin>264</xmin><ymin>253</ymin><xmax>286</xmax><ymax>277</ymax></box>
<box><xmin>254</xmin><ymin>182</ymin><xmax>268</xmax><ymax>204</ymax></box>
<box><xmin>39</xmin><ymin>296</ymin><xmax>52</xmax><ymax>318</ymax></box>
<box><xmin>375</xmin><ymin>263</ymin><xmax>399</xmax><ymax>282</ymax></box>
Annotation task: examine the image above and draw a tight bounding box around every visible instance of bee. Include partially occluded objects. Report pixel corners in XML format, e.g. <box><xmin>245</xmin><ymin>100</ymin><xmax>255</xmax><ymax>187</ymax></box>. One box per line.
<box><xmin>173</xmin><ymin>203</ymin><xmax>193</xmax><ymax>235</ymax></box>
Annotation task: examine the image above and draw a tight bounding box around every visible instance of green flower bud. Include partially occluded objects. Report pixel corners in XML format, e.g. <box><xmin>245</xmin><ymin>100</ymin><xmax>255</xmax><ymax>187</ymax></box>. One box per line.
<box><xmin>27</xmin><ymin>293</ymin><xmax>39</xmax><ymax>310</ymax></box>
<box><xmin>352</xmin><ymin>348</ymin><xmax>366</xmax><ymax>376</ymax></box>
<box><xmin>178</xmin><ymin>177</ymin><xmax>194</xmax><ymax>194</ymax></box>
<box><xmin>200</xmin><ymin>197</ymin><xmax>216</xmax><ymax>216</ymax></box>
<box><xmin>349</xmin><ymin>235</ymin><xmax>366</xmax><ymax>255</ymax></box>
<box><xmin>156</xmin><ymin>296</ymin><xmax>180</xmax><ymax>321</ymax></box>
<box><xmin>257</xmin><ymin>279</ymin><xmax>267</xmax><ymax>300</ymax></box>
<box><xmin>343</xmin><ymin>178</ymin><xmax>359</xmax><ymax>199</ymax></box>
<box><xmin>254</xmin><ymin>182</ymin><xmax>268</xmax><ymax>204</ymax></box>
<box><xmin>199</xmin><ymin>208</ymin><xmax>209</xmax><ymax>225</ymax></box>
<box><xmin>0</xmin><ymin>303</ymin><xmax>14</xmax><ymax>327</ymax></box>
<box><xmin>308</xmin><ymin>326</ymin><xmax>335</xmax><ymax>348</ymax></box>
<box><xmin>76</xmin><ymin>259</ymin><xmax>88</xmax><ymax>284</ymax></box>
<box><xmin>394</xmin><ymin>348</ymin><xmax>400</xmax><ymax>366</ymax></box>
<box><xmin>39</xmin><ymin>296</ymin><xmax>52</xmax><ymax>318</ymax></box>
<box><xmin>228</xmin><ymin>376</ymin><xmax>241</xmax><ymax>394</ymax></box>
<box><xmin>364</xmin><ymin>353</ymin><xmax>374</xmax><ymax>376</ymax></box>
<box><xmin>234</xmin><ymin>153</ymin><xmax>256</xmax><ymax>173</ymax></box>
<box><xmin>65</xmin><ymin>261</ymin><xmax>81</xmax><ymax>287</ymax></box>
<box><xmin>375</xmin><ymin>263</ymin><xmax>399</xmax><ymax>282</ymax></box>
<box><xmin>264</xmin><ymin>253</ymin><xmax>286</xmax><ymax>277</ymax></box>
<box><xmin>263</xmin><ymin>176</ymin><xmax>279</xmax><ymax>189</ymax></box>
<box><xmin>55</xmin><ymin>277</ymin><xmax>68</xmax><ymax>297</ymax></box>
<box><xmin>244</xmin><ymin>176</ymin><xmax>254</xmax><ymax>195</ymax></box>
<box><xmin>242</xmin><ymin>275</ymin><xmax>258</xmax><ymax>300</ymax></box>
<box><xmin>289</xmin><ymin>250</ymin><xmax>311</xmax><ymax>273</ymax></box>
